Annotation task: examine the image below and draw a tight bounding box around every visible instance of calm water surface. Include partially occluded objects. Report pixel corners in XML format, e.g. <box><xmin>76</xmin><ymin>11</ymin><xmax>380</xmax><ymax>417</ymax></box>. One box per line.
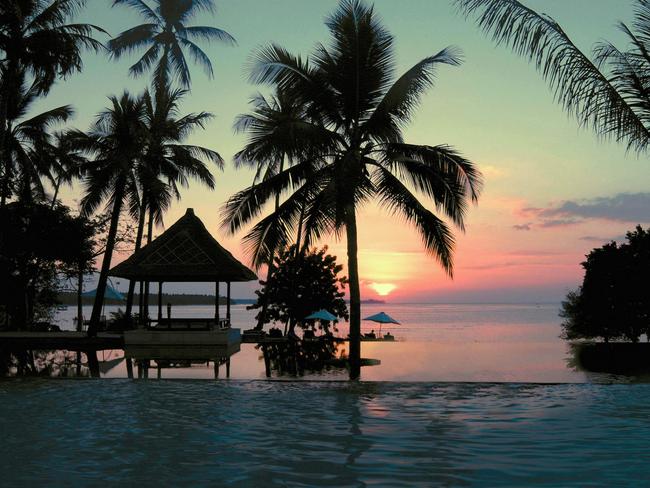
<box><xmin>57</xmin><ymin>303</ymin><xmax>587</xmax><ymax>382</ymax></box>
<box><xmin>2</xmin><ymin>380</ymin><xmax>650</xmax><ymax>486</ymax></box>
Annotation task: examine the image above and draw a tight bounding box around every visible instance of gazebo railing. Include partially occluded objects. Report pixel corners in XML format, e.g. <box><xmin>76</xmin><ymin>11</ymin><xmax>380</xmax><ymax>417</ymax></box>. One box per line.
<box><xmin>146</xmin><ymin>317</ymin><xmax>231</xmax><ymax>331</ymax></box>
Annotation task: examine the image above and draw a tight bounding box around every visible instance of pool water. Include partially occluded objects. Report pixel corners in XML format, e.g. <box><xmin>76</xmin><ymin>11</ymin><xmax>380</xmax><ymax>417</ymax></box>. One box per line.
<box><xmin>2</xmin><ymin>380</ymin><xmax>649</xmax><ymax>486</ymax></box>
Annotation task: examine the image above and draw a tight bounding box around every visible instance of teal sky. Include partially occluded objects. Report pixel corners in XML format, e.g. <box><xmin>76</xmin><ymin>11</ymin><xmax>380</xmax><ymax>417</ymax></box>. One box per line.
<box><xmin>46</xmin><ymin>0</ymin><xmax>650</xmax><ymax>302</ymax></box>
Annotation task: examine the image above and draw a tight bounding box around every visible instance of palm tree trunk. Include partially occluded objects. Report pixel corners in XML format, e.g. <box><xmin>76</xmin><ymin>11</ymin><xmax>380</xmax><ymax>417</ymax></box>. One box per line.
<box><xmin>77</xmin><ymin>266</ymin><xmax>84</xmax><ymax>332</ymax></box>
<box><xmin>143</xmin><ymin>207</ymin><xmax>154</xmax><ymax>322</ymax></box>
<box><xmin>0</xmin><ymin>121</ymin><xmax>12</xmax><ymax>207</ymax></box>
<box><xmin>125</xmin><ymin>203</ymin><xmax>146</xmax><ymax>316</ymax></box>
<box><xmin>50</xmin><ymin>178</ymin><xmax>61</xmax><ymax>209</ymax></box>
<box><xmin>295</xmin><ymin>199</ymin><xmax>306</xmax><ymax>256</ymax></box>
<box><xmin>0</xmin><ymin>78</ymin><xmax>12</xmax><ymax>208</ymax></box>
<box><xmin>255</xmin><ymin>157</ymin><xmax>285</xmax><ymax>331</ymax></box>
<box><xmin>88</xmin><ymin>178</ymin><xmax>126</xmax><ymax>336</ymax></box>
<box><xmin>345</xmin><ymin>204</ymin><xmax>361</xmax><ymax>380</ymax></box>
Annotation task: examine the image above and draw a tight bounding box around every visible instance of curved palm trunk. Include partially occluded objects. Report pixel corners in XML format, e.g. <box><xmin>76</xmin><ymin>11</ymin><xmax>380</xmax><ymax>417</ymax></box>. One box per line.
<box><xmin>0</xmin><ymin>69</ymin><xmax>15</xmax><ymax>208</ymax></box>
<box><xmin>50</xmin><ymin>178</ymin><xmax>61</xmax><ymax>209</ymax></box>
<box><xmin>88</xmin><ymin>177</ymin><xmax>126</xmax><ymax>336</ymax></box>
<box><xmin>125</xmin><ymin>203</ymin><xmax>147</xmax><ymax>317</ymax></box>
<box><xmin>255</xmin><ymin>157</ymin><xmax>285</xmax><ymax>331</ymax></box>
<box><xmin>143</xmin><ymin>207</ymin><xmax>154</xmax><ymax>322</ymax></box>
<box><xmin>345</xmin><ymin>205</ymin><xmax>361</xmax><ymax>380</ymax></box>
<box><xmin>0</xmin><ymin>121</ymin><xmax>12</xmax><ymax>207</ymax></box>
<box><xmin>295</xmin><ymin>199</ymin><xmax>306</xmax><ymax>256</ymax></box>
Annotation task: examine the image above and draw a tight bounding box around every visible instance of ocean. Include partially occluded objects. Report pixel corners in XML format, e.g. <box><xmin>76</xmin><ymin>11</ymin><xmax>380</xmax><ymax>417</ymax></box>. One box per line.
<box><xmin>54</xmin><ymin>302</ymin><xmax>590</xmax><ymax>382</ymax></box>
<box><xmin>3</xmin><ymin>303</ymin><xmax>647</xmax><ymax>485</ymax></box>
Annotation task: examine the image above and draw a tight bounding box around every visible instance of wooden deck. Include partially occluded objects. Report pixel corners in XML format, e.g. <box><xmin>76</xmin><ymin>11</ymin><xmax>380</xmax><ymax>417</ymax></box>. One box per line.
<box><xmin>0</xmin><ymin>332</ymin><xmax>124</xmax><ymax>351</ymax></box>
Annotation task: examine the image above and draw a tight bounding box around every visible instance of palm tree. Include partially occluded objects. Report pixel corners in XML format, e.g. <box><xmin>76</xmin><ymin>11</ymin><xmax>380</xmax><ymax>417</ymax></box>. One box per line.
<box><xmin>454</xmin><ymin>0</ymin><xmax>650</xmax><ymax>153</ymax></box>
<box><xmin>0</xmin><ymin>0</ymin><xmax>105</xmax><ymax>205</ymax></box>
<box><xmin>48</xmin><ymin>131</ymin><xmax>87</xmax><ymax>207</ymax></box>
<box><xmin>108</xmin><ymin>0</ymin><xmax>235</xmax><ymax>92</ymax></box>
<box><xmin>75</xmin><ymin>92</ymin><xmax>147</xmax><ymax>335</ymax></box>
<box><xmin>3</xmin><ymin>76</ymin><xmax>74</xmax><ymax>204</ymax></box>
<box><xmin>222</xmin><ymin>0</ymin><xmax>483</xmax><ymax>379</ymax></box>
<box><xmin>232</xmin><ymin>89</ymin><xmax>328</xmax><ymax>329</ymax></box>
<box><xmin>124</xmin><ymin>87</ymin><xmax>221</xmax><ymax>317</ymax></box>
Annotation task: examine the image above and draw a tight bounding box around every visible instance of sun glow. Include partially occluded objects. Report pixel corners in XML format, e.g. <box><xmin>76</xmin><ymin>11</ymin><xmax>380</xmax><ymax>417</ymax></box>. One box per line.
<box><xmin>369</xmin><ymin>282</ymin><xmax>397</xmax><ymax>296</ymax></box>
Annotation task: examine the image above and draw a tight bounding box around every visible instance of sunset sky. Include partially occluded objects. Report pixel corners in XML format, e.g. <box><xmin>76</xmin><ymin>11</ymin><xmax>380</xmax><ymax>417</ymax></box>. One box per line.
<box><xmin>49</xmin><ymin>0</ymin><xmax>650</xmax><ymax>303</ymax></box>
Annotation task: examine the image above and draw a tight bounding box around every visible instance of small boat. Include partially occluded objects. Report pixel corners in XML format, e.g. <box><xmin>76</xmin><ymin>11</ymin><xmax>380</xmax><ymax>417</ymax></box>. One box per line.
<box><xmin>56</xmin><ymin>305</ymin><xmax>68</xmax><ymax>311</ymax></box>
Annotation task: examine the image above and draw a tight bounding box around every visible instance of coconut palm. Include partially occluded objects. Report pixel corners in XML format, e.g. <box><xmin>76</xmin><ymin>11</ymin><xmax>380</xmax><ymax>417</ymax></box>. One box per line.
<box><xmin>455</xmin><ymin>0</ymin><xmax>650</xmax><ymax>153</ymax></box>
<box><xmin>75</xmin><ymin>92</ymin><xmax>147</xmax><ymax>335</ymax></box>
<box><xmin>222</xmin><ymin>0</ymin><xmax>483</xmax><ymax>379</ymax></box>
<box><xmin>108</xmin><ymin>0</ymin><xmax>235</xmax><ymax>92</ymax></box>
<box><xmin>3</xmin><ymin>76</ymin><xmax>74</xmax><ymax>204</ymax></box>
<box><xmin>0</xmin><ymin>0</ymin><xmax>105</xmax><ymax>206</ymax></box>
<box><xmin>233</xmin><ymin>89</ymin><xmax>330</xmax><ymax>329</ymax></box>
<box><xmin>47</xmin><ymin>131</ymin><xmax>87</xmax><ymax>207</ymax></box>
<box><xmin>124</xmin><ymin>87</ymin><xmax>221</xmax><ymax>316</ymax></box>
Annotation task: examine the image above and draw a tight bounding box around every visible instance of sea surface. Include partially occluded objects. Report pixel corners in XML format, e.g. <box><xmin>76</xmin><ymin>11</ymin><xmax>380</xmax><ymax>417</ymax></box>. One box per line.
<box><xmin>55</xmin><ymin>302</ymin><xmax>600</xmax><ymax>382</ymax></box>
<box><xmin>3</xmin><ymin>303</ymin><xmax>648</xmax><ymax>485</ymax></box>
<box><xmin>2</xmin><ymin>380</ymin><xmax>650</xmax><ymax>485</ymax></box>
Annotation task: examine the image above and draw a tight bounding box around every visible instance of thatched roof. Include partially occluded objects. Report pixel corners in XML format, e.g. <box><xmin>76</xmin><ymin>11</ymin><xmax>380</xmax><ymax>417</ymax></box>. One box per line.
<box><xmin>109</xmin><ymin>208</ymin><xmax>257</xmax><ymax>282</ymax></box>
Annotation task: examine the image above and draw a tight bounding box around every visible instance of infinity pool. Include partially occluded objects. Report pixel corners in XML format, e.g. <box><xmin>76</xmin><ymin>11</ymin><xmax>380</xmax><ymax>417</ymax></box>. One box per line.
<box><xmin>2</xmin><ymin>380</ymin><xmax>649</xmax><ymax>486</ymax></box>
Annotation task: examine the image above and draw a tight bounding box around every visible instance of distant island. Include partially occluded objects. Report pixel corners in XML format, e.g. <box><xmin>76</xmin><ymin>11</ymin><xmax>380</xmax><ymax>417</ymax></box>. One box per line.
<box><xmin>233</xmin><ymin>298</ymin><xmax>386</xmax><ymax>305</ymax></box>
<box><xmin>57</xmin><ymin>292</ymin><xmax>233</xmax><ymax>306</ymax></box>
<box><xmin>57</xmin><ymin>293</ymin><xmax>386</xmax><ymax>306</ymax></box>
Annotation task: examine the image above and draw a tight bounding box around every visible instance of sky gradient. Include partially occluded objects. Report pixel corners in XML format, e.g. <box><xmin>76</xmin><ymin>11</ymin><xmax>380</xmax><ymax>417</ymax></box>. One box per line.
<box><xmin>46</xmin><ymin>0</ymin><xmax>650</xmax><ymax>302</ymax></box>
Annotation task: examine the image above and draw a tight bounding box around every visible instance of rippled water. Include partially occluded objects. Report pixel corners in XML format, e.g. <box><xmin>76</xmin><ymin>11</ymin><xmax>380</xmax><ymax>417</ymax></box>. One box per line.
<box><xmin>2</xmin><ymin>380</ymin><xmax>650</xmax><ymax>486</ymax></box>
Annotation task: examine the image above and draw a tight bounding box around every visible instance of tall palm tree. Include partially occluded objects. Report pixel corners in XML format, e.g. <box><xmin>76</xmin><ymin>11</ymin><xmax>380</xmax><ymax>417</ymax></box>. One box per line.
<box><xmin>0</xmin><ymin>0</ymin><xmax>105</xmax><ymax>206</ymax></box>
<box><xmin>3</xmin><ymin>76</ymin><xmax>74</xmax><ymax>204</ymax></box>
<box><xmin>108</xmin><ymin>0</ymin><xmax>235</xmax><ymax>92</ymax></box>
<box><xmin>75</xmin><ymin>92</ymin><xmax>147</xmax><ymax>335</ymax></box>
<box><xmin>455</xmin><ymin>0</ymin><xmax>650</xmax><ymax>153</ymax></box>
<box><xmin>124</xmin><ymin>87</ymin><xmax>221</xmax><ymax>317</ymax></box>
<box><xmin>222</xmin><ymin>0</ymin><xmax>483</xmax><ymax>379</ymax></box>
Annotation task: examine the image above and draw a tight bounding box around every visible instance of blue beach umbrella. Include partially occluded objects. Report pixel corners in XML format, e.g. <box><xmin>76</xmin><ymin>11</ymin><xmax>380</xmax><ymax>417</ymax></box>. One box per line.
<box><xmin>305</xmin><ymin>309</ymin><xmax>338</xmax><ymax>322</ymax></box>
<box><xmin>82</xmin><ymin>285</ymin><xmax>125</xmax><ymax>301</ymax></box>
<box><xmin>363</xmin><ymin>312</ymin><xmax>400</xmax><ymax>336</ymax></box>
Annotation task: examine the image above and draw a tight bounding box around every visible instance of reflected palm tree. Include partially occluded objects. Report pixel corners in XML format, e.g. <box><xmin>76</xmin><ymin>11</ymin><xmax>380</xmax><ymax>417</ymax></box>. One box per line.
<box><xmin>223</xmin><ymin>0</ymin><xmax>482</xmax><ymax>378</ymax></box>
<box><xmin>455</xmin><ymin>0</ymin><xmax>650</xmax><ymax>152</ymax></box>
<box><xmin>109</xmin><ymin>0</ymin><xmax>235</xmax><ymax>92</ymax></box>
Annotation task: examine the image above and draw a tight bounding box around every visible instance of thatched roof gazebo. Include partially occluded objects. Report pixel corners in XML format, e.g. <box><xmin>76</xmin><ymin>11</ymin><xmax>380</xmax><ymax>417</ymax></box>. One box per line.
<box><xmin>110</xmin><ymin>208</ymin><xmax>256</xmax><ymax>326</ymax></box>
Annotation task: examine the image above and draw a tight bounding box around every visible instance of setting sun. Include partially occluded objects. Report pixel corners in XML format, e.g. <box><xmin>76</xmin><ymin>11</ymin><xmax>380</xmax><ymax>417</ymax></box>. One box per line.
<box><xmin>369</xmin><ymin>282</ymin><xmax>397</xmax><ymax>296</ymax></box>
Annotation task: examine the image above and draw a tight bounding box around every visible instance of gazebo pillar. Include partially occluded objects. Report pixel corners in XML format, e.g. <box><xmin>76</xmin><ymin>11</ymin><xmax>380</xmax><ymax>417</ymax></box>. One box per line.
<box><xmin>158</xmin><ymin>282</ymin><xmax>163</xmax><ymax>321</ymax></box>
<box><xmin>226</xmin><ymin>282</ymin><xmax>231</xmax><ymax>322</ymax></box>
<box><xmin>215</xmin><ymin>281</ymin><xmax>220</xmax><ymax>323</ymax></box>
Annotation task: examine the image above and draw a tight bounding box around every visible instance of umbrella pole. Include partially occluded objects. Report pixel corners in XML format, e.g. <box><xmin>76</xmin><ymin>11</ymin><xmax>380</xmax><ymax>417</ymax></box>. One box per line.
<box><xmin>379</xmin><ymin>323</ymin><xmax>382</xmax><ymax>338</ymax></box>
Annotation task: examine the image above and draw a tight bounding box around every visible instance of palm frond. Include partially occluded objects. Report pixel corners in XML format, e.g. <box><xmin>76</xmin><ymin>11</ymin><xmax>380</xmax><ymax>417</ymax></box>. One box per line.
<box><xmin>112</xmin><ymin>0</ymin><xmax>160</xmax><ymax>23</ymax></box>
<box><xmin>373</xmin><ymin>166</ymin><xmax>455</xmax><ymax>276</ymax></box>
<box><xmin>455</xmin><ymin>0</ymin><xmax>650</xmax><ymax>152</ymax></box>
<box><xmin>364</xmin><ymin>46</ymin><xmax>463</xmax><ymax>142</ymax></box>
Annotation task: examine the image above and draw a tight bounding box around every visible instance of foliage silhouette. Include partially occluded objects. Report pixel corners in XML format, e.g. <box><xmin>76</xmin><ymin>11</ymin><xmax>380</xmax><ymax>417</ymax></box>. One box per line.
<box><xmin>561</xmin><ymin>226</ymin><xmax>650</xmax><ymax>343</ymax></box>
<box><xmin>455</xmin><ymin>0</ymin><xmax>650</xmax><ymax>152</ymax></box>
<box><xmin>223</xmin><ymin>0</ymin><xmax>482</xmax><ymax>378</ymax></box>
<box><xmin>109</xmin><ymin>0</ymin><xmax>235</xmax><ymax>92</ymax></box>
<box><xmin>250</xmin><ymin>245</ymin><xmax>349</xmax><ymax>336</ymax></box>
